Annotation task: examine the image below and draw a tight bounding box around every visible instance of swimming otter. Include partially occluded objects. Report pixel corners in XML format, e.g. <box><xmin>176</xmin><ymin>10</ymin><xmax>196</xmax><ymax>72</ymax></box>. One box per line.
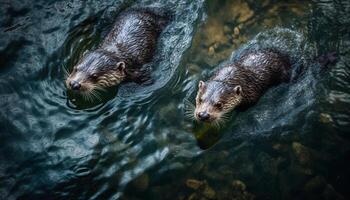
<box><xmin>194</xmin><ymin>49</ymin><xmax>292</xmax><ymax>123</ymax></box>
<box><xmin>66</xmin><ymin>9</ymin><xmax>168</xmax><ymax>94</ymax></box>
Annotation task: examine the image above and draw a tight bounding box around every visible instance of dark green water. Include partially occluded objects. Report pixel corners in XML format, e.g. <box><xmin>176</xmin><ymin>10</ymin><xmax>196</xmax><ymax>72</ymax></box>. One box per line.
<box><xmin>0</xmin><ymin>0</ymin><xmax>349</xmax><ymax>199</ymax></box>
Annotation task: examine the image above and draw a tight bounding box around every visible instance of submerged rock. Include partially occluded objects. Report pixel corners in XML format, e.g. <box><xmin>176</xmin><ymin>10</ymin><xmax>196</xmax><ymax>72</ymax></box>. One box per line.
<box><xmin>229</xmin><ymin>180</ymin><xmax>255</xmax><ymax>200</ymax></box>
<box><xmin>319</xmin><ymin>113</ymin><xmax>333</xmax><ymax>124</ymax></box>
<box><xmin>185</xmin><ymin>179</ymin><xmax>216</xmax><ymax>200</ymax></box>
<box><xmin>291</xmin><ymin>142</ymin><xmax>315</xmax><ymax>176</ymax></box>
<box><xmin>232</xmin><ymin>180</ymin><xmax>247</xmax><ymax>191</ymax></box>
<box><xmin>203</xmin><ymin>185</ymin><xmax>216</xmax><ymax>199</ymax></box>
<box><xmin>233</xmin><ymin>27</ymin><xmax>240</xmax><ymax>37</ymax></box>
<box><xmin>208</xmin><ymin>46</ymin><xmax>215</xmax><ymax>56</ymax></box>
<box><xmin>292</xmin><ymin>142</ymin><xmax>312</xmax><ymax>166</ymax></box>
<box><xmin>186</xmin><ymin>179</ymin><xmax>204</xmax><ymax>190</ymax></box>
<box><xmin>185</xmin><ymin>178</ymin><xmax>254</xmax><ymax>200</ymax></box>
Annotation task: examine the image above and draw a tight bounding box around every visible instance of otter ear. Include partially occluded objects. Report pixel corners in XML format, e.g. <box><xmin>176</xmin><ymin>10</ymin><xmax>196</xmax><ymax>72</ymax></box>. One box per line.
<box><xmin>234</xmin><ymin>85</ymin><xmax>242</xmax><ymax>95</ymax></box>
<box><xmin>116</xmin><ymin>61</ymin><xmax>125</xmax><ymax>74</ymax></box>
<box><xmin>198</xmin><ymin>81</ymin><xmax>206</xmax><ymax>89</ymax></box>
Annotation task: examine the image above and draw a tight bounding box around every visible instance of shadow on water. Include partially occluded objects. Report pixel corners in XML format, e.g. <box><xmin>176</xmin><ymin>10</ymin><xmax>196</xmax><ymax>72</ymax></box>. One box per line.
<box><xmin>0</xmin><ymin>0</ymin><xmax>349</xmax><ymax>200</ymax></box>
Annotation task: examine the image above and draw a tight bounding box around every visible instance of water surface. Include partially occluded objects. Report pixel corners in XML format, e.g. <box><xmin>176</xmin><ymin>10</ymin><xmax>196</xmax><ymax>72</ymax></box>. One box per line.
<box><xmin>0</xmin><ymin>0</ymin><xmax>349</xmax><ymax>199</ymax></box>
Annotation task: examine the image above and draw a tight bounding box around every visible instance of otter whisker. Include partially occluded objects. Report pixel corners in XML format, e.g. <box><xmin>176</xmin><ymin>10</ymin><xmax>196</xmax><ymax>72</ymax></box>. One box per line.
<box><xmin>184</xmin><ymin>114</ymin><xmax>195</xmax><ymax>121</ymax></box>
<box><xmin>89</xmin><ymin>92</ymin><xmax>98</xmax><ymax>101</ymax></box>
<box><xmin>94</xmin><ymin>85</ymin><xmax>108</xmax><ymax>93</ymax></box>
<box><xmin>213</xmin><ymin>120</ymin><xmax>222</xmax><ymax>129</ymax></box>
<box><xmin>88</xmin><ymin>93</ymin><xmax>95</xmax><ymax>102</ymax></box>
<box><xmin>184</xmin><ymin>99</ymin><xmax>195</xmax><ymax>109</ymax></box>
<box><xmin>82</xmin><ymin>90</ymin><xmax>95</xmax><ymax>103</ymax></box>
<box><xmin>94</xmin><ymin>92</ymin><xmax>102</xmax><ymax>101</ymax></box>
<box><xmin>184</xmin><ymin>109</ymin><xmax>195</xmax><ymax>115</ymax></box>
<box><xmin>84</xmin><ymin>92</ymin><xmax>91</xmax><ymax>102</ymax></box>
<box><xmin>89</xmin><ymin>92</ymin><xmax>97</xmax><ymax>102</ymax></box>
<box><xmin>91</xmin><ymin>89</ymin><xmax>102</xmax><ymax>101</ymax></box>
<box><xmin>184</xmin><ymin>113</ymin><xmax>195</xmax><ymax>121</ymax></box>
<box><xmin>183</xmin><ymin>99</ymin><xmax>196</xmax><ymax>120</ymax></box>
<box><xmin>216</xmin><ymin>115</ymin><xmax>229</xmax><ymax>128</ymax></box>
<box><xmin>62</xmin><ymin>64</ymin><xmax>70</xmax><ymax>79</ymax></box>
<box><xmin>219</xmin><ymin>119</ymin><xmax>226</xmax><ymax>128</ymax></box>
<box><xmin>81</xmin><ymin>92</ymin><xmax>88</xmax><ymax>102</ymax></box>
<box><xmin>220</xmin><ymin>113</ymin><xmax>231</xmax><ymax>122</ymax></box>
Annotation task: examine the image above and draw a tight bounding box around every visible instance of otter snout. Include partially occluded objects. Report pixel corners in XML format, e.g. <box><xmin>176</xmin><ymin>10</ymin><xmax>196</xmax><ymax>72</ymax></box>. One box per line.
<box><xmin>197</xmin><ymin>111</ymin><xmax>211</xmax><ymax>122</ymax></box>
<box><xmin>69</xmin><ymin>80</ymin><xmax>81</xmax><ymax>90</ymax></box>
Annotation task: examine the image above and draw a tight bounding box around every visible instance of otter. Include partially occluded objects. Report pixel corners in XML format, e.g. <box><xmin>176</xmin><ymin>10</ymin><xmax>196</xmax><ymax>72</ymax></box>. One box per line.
<box><xmin>194</xmin><ymin>49</ymin><xmax>292</xmax><ymax>123</ymax></box>
<box><xmin>66</xmin><ymin>9</ymin><xmax>168</xmax><ymax>94</ymax></box>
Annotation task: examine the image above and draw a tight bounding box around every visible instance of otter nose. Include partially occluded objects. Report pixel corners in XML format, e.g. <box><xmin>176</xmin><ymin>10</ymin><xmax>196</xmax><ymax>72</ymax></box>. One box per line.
<box><xmin>70</xmin><ymin>81</ymin><xmax>81</xmax><ymax>90</ymax></box>
<box><xmin>197</xmin><ymin>112</ymin><xmax>210</xmax><ymax>121</ymax></box>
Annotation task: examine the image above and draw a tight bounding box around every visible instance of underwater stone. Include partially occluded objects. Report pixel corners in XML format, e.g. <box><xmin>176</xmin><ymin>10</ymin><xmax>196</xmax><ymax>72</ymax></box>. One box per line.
<box><xmin>233</xmin><ymin>27</ymin><xmax>240</xmax><ymax>37</ymax></box>
<box><xmin>319</xmin><ymin>113</ymin><xmax>333</xmax><ymax>124</ymax></box>
<box><xmin>208</xmin><ymin>46</ymin><xmax>215</xmax><ymax>56</ymax></box>
<box><xmin>186</xmin><ymin>179</ymin><xmax>204</xmax><ymax>190</ymax></box>
<box><xmin>230</xmin><ymin>179</ymin><xmax>255</xmax><ymax>200</ymax></box>
<box><xmin>202</xmin><ymin>184</ymin><xmax>216</xmax><ymax>199</ymax></box>
<box><xmin>185</xmin><ymin>179</ymin><xmax>216</xmax><ymax>200</ymax></box>
<box><xmin>232</xmin><ymin>180</ymin><xmax>246</xmax><ymax>191</ymax></box>
<box><xmin>292</xmin><ymin>142</ymin><xmax>312</xmax><ymax>166</ymax></box>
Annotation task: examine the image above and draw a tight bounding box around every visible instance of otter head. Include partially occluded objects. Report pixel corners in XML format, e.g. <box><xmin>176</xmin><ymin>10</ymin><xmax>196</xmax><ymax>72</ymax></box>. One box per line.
<box><xmin>194</xmin><ymin>80</ymin><xmax>242</xmax><ymax>123</ymax></box>
<box><xmin>66</xmin><ymin>50</ymin><xmax>126</xmax><ymax>93</ymax></box>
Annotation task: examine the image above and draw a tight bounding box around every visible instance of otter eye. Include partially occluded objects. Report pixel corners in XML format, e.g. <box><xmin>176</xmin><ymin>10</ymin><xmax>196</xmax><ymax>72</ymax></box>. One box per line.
<box><xmin>90</xmin><ymin>73</ymin><xmax>98</xmax><ymax>80</ymax></box>
<box><xmin>214</xmin><ymin>102</ymin><xmax>223</xmax><ymax>109</ymax></box>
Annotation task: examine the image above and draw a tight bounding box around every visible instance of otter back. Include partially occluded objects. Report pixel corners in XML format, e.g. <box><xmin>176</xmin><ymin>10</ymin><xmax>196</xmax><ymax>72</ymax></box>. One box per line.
<box><xmin>100</xmin><ymin>9</ymin><xmax>168</xmax><ymax>67</ymax></box>
<box><xmin>213</xmin><ymin>49</ymin><xmax>291</xmax><ymax>110</ymax></box>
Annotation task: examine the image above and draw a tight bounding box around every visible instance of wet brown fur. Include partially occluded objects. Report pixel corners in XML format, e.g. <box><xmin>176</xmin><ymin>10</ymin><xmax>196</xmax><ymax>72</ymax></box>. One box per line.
<box><xmin>99</xmin><ymin>9</ymin><xmax>168</xmax><ymax>81</ymax></box>
<box><xmin>219</xmin><ymin>49</ymin><xmax>291</xmax><ymax>110</ymax></box>
<box><xmin>195</xmin><ymin>49</ymin><xmax>291</xmax><ymax>122</ymax></box>
<box><xmin>66</xmin><ymin>9</ymin><xmax>168</xmax><ymax>92</ymax></box>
